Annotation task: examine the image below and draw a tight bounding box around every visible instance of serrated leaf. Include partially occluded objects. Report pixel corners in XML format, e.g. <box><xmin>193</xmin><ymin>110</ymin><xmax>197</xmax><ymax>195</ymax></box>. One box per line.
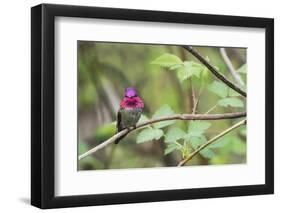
<box><xmin>185</xmin><ymin>61</ymin><xmax>203</xmax><ymax>78</ymax></box>
<box><xmin>183</xmin><ymin>62</ymin><xmax>198</xmax><ymax>78</ymax></box>
<box><xmin>218</xmin><ymin>97</ymin><xmax>244</xmax><ymax>108</ymax></box>
<box><xmin>136</xmin><ymin>128</ymin><xmax>164</xmax><ymax>144</ymax></box>
<box><xmin>165</xmin><ymin>127</ymin><xmax>186</xmax><ymax>143</ymax></box>
<box><xmin>164</xmin><ymin>143</ymin><xmax>180</xmax><ymax>155</ymax></box>
<box><xmin>237</xmin><ymin>64</ymin><xmax>247</xmax><ymax>74</ymax></box>
<box><xmin>208</xmin><ymin>80</ymin><xmax>228</xmax><ymax>98</ymax></box>
<box><xmin>188</xmin><ymin>121</ymin><xmax>211</xmax><ymax>137</ymax></box>
<box><xmin>200</xmin><ymin>148</ymin><xmax>215</xmax><ymax>159</ymax></box>
<box><xmin>151</xmin><ymin>53</ymin><xmax>183</xmax><ymax>69</ymax></box>
<box><xmin>152</xmin><ymin>104</ymin><xmax>175</xmax><ymax>128</ymax></box>
<box><xmin>176</xmin><ymin>61</ymin><xmax>204</xmax><ymax>81</ymax></box>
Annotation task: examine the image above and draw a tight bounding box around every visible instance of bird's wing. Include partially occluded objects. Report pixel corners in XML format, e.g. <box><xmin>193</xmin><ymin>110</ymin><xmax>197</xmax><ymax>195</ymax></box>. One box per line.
<box><xmin>115</xmin><ymin>110</ymin><xmax>124</xmax><ymax>144</ymax></box>
<box><xmin>116</xmin><ymin>110</ymin><xmax>122</xmax><ymax>132</ymax></box>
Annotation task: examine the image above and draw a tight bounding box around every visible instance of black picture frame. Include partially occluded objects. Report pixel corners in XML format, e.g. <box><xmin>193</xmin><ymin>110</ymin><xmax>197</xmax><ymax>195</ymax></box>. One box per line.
<box><xmin>31</xmin><ymin>3</ymin><xmax>274</xmax><ymax>209</ymax></box>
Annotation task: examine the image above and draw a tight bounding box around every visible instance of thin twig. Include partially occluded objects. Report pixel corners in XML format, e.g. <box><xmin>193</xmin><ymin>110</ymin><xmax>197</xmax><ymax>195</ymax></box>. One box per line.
<box><xmin>204</xmin><ymin>103</ymin><xmax>219</xmax><ymax>114</ymax></box>
<box><xmin>178</xmin><ymin>119</ymin><xmax>246</xmax><ymax>166</ymax></box>
<box><xmin>79</xmin><ymin>112</ymin><xmax>246</xmax><ymax>160</ymax></box>
<box><xmin>193</xmin><ymin>98</ymin><xmax>199</xmax><ymax>114</ymax></box>
<box><xmin>193</xmin><ymin>86</ymin><xmax>205</xmax><ymax>114</ymax></box>
<box><xmin>190</xmin><ymin>79</ymin><xmax>197</xmax><ymax>114</ymax></box>
<box><xmin>182</xmin><ymin>46</ymin><xmax>247</xmax><ymax>97</ymax></box>
<box><xmin>220</xmin><ymin>48</ymin><xmax>245</xmax><ymax>86</ymax></box>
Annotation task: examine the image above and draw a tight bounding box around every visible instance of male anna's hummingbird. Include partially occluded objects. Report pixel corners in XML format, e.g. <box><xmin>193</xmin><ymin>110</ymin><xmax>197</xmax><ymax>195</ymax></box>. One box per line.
<box><xmin>115</xmin><ymin>87</ymin><xmax>144</xmax><ymax>144</ymax></box>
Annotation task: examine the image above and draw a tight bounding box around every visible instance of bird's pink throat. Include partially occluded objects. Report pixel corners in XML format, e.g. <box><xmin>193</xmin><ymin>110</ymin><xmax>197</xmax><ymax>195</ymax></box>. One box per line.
<box><xmin>120</xmin><ymin>96</ymin><xmax>144</xmax><ymax>109</ymax></box>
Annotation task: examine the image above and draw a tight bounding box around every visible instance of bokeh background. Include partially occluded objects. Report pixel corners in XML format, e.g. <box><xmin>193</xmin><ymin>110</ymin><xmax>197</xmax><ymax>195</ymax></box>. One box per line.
<box><xmin>78</xmin><ymin>41</ymin><xmax>247</xmax><ymax>170</ymax></box>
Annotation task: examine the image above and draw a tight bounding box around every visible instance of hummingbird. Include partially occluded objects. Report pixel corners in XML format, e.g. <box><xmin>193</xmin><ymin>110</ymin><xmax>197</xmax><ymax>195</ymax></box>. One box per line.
<box><xmin>115</xmin><ymin>87</ymin><xmax>144</xmax><ymax>144</ymax></box>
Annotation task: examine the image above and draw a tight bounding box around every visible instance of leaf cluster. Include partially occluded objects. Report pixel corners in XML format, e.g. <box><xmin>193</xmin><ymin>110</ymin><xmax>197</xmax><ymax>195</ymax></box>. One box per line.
<box><xmin>151</xmin><ymin>53</ymin><xmax>210</xmax><ymax>82</ymax></box>
<box><xmin>136</xmin><ymin>104</ymin><xmax>216</xmax><ymax>159</ymax></box>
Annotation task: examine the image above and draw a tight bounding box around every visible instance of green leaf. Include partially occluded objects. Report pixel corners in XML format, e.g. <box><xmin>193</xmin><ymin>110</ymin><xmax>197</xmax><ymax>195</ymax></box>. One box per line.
<box><xmin>189</xmin><ymin>135</ymin><xmax>207</xmax><ymax>149</ymax></box>
<box><xmin>184</xmin><ymin>61</ymin><xmax>202</xmax><ymax>78</ymax></box>
<box><xmin>137</xmin><ymin>129</ymin><xmax>155</xmax><ymax>143</ymax></box>
<box><xmin>136</xmin><ymin>128</ymin><xmax>164</xmax><ymax>144</ymax></box>
<box><xmin>208</xmin><ymin>81</ymin><xmax>228</xmax><ymax>98</ymax></box>
<box><xmin>165</xmin><ymin>127</ymin><xmax>186</xmax><ymax>143</ymax></box>
<box><xmin>177</xmin><ymin>66</ymin><xmax>188</xmax><ymax>82</ymax></box>
<box><xmin>208</xmin><ymin>138</ymin><xmax>229</xmax><ymax>148</ymax></box>
<box><xmin>200</xmin><ymin>148</ymin><xmax>215</xmax><ymax>159</ymax></box>
<box><xmin>237</xmin><ymin>64</ymin><xmax>247</xmax><ymax>74</ymax></box>
<box><xmin>201</xmin><ymin>67</ymin><xmax>209</xmax><ymax>80</ymax></box>
<box><xmin>154</xmin><ymin>129</ymin><xmax>164</xmax><ymax>140</ymax></box>
<box><xmin>209</xmin><ymin>80</ymin><xmax>243</xmax><ymax>98</ymax></box>
<box><xmin>228</xmin><ymin>88</ymin><xmax>241</xmax><ymax>97</ymax></box>
<box><xmin>169</xmin><ymin>64</ymin><xmax>183</xmax><ymax>70</ymax></box>
<box><xmin>187</xmin><ymin>121</ymin><xmax>211</xmax><ymax>137</ymax></box>
<box><xmin>218</xmin><ymin>97</ymin><xmax>244</xmax><ymax>108</ymax></box>
<box><xmin>176</xmin><ymin>61</ymin><xmax>204</xmax><ymax>81</ymax></box>
<box><xmin>200</xmin><ymin>57</ymin><xmax>211</xmax><ymax>81</ymax></box>
<box><xmin>164</xmin><ymin>143</ymin><xmax>181</xmax><ymax>155</ymax></box>
<box><xmin>152</xmin><ymin>104</ymin><xmax>175</xmax><ymax>128</ymax></box>
<box><xmin>138</xmin><ymin>114</ymin><xmax>149</xmax><ymax>123</ymax></box>
<box><xmin>151</xmin><ymin>53</ymin><xmax>183</xmax><ymax>69</ymax></box>
<box><xmin>164</xmin><ymin>146</ymin><xmax>177</xmax><ymax>155</ymax></box>
<box><xmin>213</xmin><ymin>135</ymin><xmax>246</xmax><ymax>155</ymax></box>
<box><xmin>137</xmin><ymin>115</ymin><xmax>151</xmax><ymax>130</ymax></box>
<box><xmin>187</xmin><ymin>121</ymin><xmax>210</xmax><ymax>152</ymax></box>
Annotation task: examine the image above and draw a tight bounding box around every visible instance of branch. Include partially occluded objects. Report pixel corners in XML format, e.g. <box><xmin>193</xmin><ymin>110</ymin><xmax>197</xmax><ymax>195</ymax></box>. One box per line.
<box><xmin>79</xmin><ymin>112</ymin><xmax>246</xmax><ymax>160</ymax></box>
<box><xmin>220</xmin><ymin>48</ymin><xmax>245</xmax><ymax>86</ymax></box>
<box><xmin>178</xmin><ymin>119</ymin><xmax>246</xmax><ymax>166</ymax></box>
<box><xmin>182</xmin><ymin>46</ymin><xmax>247</xmax><ymax>97</ymax></box>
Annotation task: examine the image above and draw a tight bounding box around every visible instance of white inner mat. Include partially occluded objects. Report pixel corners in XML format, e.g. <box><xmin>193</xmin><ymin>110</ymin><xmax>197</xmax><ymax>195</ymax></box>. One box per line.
<box><xmin>55</xmin><ymin>17</ymin><xmax>265</xmax><ymax>196</ymax></box>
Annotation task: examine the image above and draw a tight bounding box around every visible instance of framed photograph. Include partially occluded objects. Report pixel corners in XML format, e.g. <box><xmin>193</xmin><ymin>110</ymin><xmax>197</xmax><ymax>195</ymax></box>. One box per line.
<box><xmin>31</xmin><ymin>3</ymin><xmax>274</xmax><ymax>209</ymax></box>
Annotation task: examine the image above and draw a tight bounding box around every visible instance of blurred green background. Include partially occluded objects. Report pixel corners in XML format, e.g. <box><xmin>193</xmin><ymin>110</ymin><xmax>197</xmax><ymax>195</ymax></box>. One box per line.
<box><xmin>78</xmin><ymin>41</ymin><xmax>247</xmax><ymax>170</ymax></box>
